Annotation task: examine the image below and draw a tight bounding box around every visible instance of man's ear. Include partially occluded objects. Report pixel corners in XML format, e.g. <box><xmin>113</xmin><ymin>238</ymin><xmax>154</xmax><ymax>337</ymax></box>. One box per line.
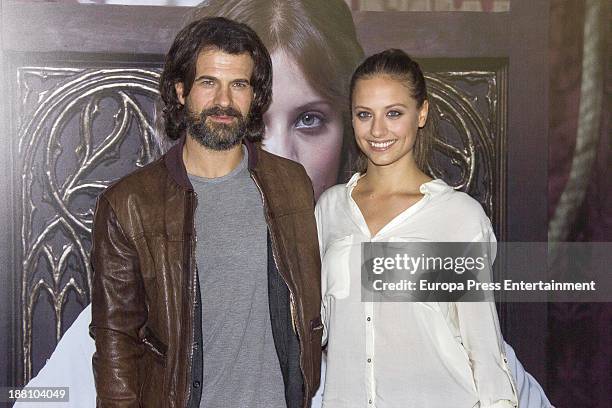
<box><xmin>175</xmin><ymin>82</ymin><xmax>185</xmax><ymax>105</ymax></box>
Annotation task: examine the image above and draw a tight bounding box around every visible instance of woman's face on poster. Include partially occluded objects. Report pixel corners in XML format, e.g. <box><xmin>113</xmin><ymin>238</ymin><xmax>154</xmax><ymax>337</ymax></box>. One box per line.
<box><xmin>262</xmin><ymin>50</ymin><xmax>344</xmax><ymax>200</ymax></box>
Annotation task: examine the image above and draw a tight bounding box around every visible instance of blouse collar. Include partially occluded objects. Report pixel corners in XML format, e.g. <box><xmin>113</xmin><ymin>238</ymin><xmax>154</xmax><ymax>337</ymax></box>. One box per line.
<box><xmin>345</xmin><ymin>172</ymin><xmax>453</xmax><ymax>196</ymax></box>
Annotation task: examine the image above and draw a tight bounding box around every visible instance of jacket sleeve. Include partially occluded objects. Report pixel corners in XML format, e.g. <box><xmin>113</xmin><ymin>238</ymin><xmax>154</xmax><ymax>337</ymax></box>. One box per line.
<box><xmin>89</xmin><ymin>195</ymin><xmax>147</xmax><ymax>408</ymax></box>
<box><xmin>457</xmin><ymin>228</ymin><xmax>518</xmax><ymax>408</ymax></box>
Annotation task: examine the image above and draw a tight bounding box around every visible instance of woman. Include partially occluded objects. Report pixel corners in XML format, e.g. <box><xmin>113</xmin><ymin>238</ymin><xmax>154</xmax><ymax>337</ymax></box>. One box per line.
<box><xmin>316</xmin><ymin>49</ymin><xmax>519</xmax><ymax>407</ymax></box>
<box><xmin>190</xmin><ymin>0</ymin><xmax>363</xmax><ymax>198</ymax></box>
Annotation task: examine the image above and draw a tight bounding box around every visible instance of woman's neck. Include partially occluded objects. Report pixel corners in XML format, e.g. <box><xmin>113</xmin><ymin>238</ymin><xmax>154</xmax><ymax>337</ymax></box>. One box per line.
<box><xmin>361</xmin><ymin>158</ymin><xmax>432</xmax><ymax>195</ymax></box>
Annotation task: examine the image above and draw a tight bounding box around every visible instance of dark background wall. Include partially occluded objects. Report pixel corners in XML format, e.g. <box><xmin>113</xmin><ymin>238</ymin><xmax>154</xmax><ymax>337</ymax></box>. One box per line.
<box><xmin>547</xmin><ymin>0</ymin><xmax>611</xmax><ymax>405</ymax></box>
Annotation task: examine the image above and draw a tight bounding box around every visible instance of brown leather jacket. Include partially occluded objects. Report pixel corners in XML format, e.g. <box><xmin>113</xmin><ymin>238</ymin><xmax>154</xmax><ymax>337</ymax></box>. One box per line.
<box><xmin>90</xmin><ymin>137</ymin><xmax>322</xmax><ymax>408</ymax></box>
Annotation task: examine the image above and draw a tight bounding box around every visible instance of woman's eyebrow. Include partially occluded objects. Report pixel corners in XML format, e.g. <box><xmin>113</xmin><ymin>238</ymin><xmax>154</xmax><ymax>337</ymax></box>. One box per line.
<box><xmin>352</xmin><ymin>103</ymin><xmax>407</xmax><ymax>110</ymax></box>
<box><xmin>289</xmin><ymin>100</ymin><xmax>334</xmax><ymax>115</ymax></box>
<box><xmin>385</xmin><ymin>103</ymin><xmax>407</xmax><ymax>109</ymax></box>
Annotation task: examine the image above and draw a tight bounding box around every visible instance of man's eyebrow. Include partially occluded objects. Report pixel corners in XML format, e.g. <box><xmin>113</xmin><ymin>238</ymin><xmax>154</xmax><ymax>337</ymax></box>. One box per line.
<box><xmin>193</xmin><ymin>76</ymin><xmax>251</xmax><ymax>84</ymax></box>
<box><xmin>194</xmin><ymin>75</ymin><xmax>216</xmax><ymax>82</ymax></box>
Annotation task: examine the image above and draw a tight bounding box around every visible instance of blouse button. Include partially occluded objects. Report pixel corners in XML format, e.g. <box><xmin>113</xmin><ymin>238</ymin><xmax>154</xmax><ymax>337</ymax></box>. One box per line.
<box><xmin>366</xmin><ymin>316</ymin><xmax>371</xmax><ymax>322</ymax></box>
<box><xmin>367</xmin><ymin>358</ymin><xmax>372</xmax><ymax>363</ymax></box>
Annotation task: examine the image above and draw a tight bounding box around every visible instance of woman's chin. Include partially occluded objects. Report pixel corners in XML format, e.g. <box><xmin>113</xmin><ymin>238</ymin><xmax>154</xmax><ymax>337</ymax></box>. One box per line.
<box><xmin>366</xmin><ymin>155</ymin><xmax>400</xmax><ymax>168</ymax></box>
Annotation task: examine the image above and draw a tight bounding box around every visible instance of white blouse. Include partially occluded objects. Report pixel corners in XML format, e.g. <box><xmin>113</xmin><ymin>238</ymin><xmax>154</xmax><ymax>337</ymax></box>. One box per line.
<box><xmin>315</xmin><ymin>173</ymin><xmax>518</xmax><ymax>408</ymax></box>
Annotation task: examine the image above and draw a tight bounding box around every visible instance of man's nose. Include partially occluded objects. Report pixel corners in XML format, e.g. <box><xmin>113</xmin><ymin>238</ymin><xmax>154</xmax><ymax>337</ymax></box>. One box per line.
<box><xmin>213</xmin><ymin>85</ymin><xmax>232</xmax><ymax>107</ymax></box>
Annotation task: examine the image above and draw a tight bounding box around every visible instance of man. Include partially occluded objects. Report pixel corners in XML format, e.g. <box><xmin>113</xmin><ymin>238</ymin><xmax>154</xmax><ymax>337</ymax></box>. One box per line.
<box><xmin>90</xmin><ymin>17</ymin><xmax>322</xmax><ymax>408</ymax></box>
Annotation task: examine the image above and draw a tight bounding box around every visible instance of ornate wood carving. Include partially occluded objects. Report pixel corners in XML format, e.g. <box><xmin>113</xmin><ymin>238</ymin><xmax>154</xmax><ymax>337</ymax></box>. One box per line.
<box><xmin>17</xmin><ymin>66</ymin><xmax>161</xmax><ymax>381</ymax></box>
<box><xmin>426</xmin><ymin>67</ymin><xmax>507</xmax><ymax>235</ymax></box>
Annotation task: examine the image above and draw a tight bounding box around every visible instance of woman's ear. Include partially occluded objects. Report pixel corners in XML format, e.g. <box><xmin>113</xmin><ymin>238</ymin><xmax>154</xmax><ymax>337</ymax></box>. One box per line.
<box><xmin>418</xmin><ymin>100</ymin><xmax>429</xmax><ymax>128</ymax></box>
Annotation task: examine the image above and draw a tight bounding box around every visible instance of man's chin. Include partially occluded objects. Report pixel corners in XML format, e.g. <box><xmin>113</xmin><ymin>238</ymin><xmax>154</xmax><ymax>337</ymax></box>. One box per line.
<box><xmin>189</xmin><ymin>132</ymin><xmax>243</xmax><ymax>151</ymax></box>
<box><xmin>206</xmin><ymin>140</ymin><xmax>243</xmax><ymax>152</ymax></box>
<box><xmin>186</xmin><ymin>114</ymin><xmax>247</xmax><ymax>151</ymax></box>
<box><xmin>206</xmin><ymin>121</ymin><xmax>237</xmax><ymax>133</ymax></box>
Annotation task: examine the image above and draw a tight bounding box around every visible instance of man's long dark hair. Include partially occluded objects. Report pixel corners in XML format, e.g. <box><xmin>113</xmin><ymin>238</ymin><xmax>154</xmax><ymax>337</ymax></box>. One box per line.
<box><xmin>159</xmin><ymin>17</ymin><xmax>272</xmax><ymax>142</ymax></box>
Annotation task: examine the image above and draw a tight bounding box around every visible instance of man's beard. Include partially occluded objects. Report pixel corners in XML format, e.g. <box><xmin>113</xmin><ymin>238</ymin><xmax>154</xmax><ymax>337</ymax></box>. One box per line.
<box><xmin>185</xmin><ymin>105</ymin><xmax>248</xmax><ymax>151</ymax></box>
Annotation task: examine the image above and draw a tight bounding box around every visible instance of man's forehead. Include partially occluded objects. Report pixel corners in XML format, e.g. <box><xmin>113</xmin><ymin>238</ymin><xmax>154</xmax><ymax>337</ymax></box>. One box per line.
<box><xmin>194</xmin><ymin>47</ymin><xmax>254</xmax><ymax>75</ymax></box>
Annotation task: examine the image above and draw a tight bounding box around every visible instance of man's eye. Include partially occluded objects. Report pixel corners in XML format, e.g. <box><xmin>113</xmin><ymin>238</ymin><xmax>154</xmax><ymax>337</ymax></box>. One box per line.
<box><xmin>387</xmin><ymin>110</ymin><xmax>402</xmax><ymax>118</ymax></box>
<box><xmin>295</xmin><ymin>112</ymin><xmax>324</xmax><ymax>129</ymax></box>
<box><xmin>200</xmin><ymin>80</ymin><xmax>215</xmax><ymax>87</ymax></box>
<box><xmin>232</xmin><ymin>82</ymin><xmax>249</xmax><ymax>88</ymax></box>
<box><xmin>356</xmin><ymin>111</ymin><xmax>371</xmax><ymax>120</ymax></box>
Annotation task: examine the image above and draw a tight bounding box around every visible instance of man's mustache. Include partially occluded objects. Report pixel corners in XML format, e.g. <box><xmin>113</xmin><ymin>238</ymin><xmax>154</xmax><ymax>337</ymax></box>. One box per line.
<box><xmin>200</xmin><ymin>106</ymin><xmax>243</xmax><ymax>120</ymax></box>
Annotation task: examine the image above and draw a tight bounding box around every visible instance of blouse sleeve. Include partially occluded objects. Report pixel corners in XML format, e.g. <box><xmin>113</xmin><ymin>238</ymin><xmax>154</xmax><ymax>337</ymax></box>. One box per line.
<box><xmin>314</xmin><ymin>201</ymin><xmax>329</xmax><ymax>346</ymax></box>
<box><xmin>456</xmin><ymin>227</ymin><xmax>519</xmax><ymax>408</ymax></box>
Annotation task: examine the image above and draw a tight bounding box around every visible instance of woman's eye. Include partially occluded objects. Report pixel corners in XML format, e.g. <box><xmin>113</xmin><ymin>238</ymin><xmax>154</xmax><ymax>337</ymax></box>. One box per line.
<box><xmin>295</xmin><ymin>112</ymin><xmax>324</xmax><ymax>129</ymax></box>
<box><xmin>387</xmin><ymin>110</ymin><xmax>402</xmax><ymax>118</ymax></box>
<box><xmin>356</xmin><ymin>111</ymin><xmax>371</xmax><ymax>120</ymax></box>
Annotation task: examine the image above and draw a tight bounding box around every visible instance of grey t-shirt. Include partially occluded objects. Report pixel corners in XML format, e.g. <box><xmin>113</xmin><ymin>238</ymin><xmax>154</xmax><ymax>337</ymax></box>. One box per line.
<box><xmin>189</xmin><ymin>148</ymin><xmax>286</xmax><ymax>408</ymax></box>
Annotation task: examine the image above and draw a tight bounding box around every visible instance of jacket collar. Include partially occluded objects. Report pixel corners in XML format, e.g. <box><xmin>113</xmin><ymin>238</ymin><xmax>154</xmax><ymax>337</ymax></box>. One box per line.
<box><xmin>164</xmin><ymin>135</ymin><xmax>259</xmax><ymax>190</ymax></box>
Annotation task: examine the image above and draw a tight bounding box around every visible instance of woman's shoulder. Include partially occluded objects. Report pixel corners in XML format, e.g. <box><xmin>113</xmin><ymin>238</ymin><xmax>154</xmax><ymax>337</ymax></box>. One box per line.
<box><xmin>316</xmin><ymin>173</ymin><xmax>360</xmax><ymax>211</ymax></box>
<box><xmin>318</xmin><ymin>172</ymin><xmax>364</xmax><ymax>203</ymax></box>
<box><xmin>426</xmin><ymin>179</ymin><xmax>488</xmax><ymax>219</ymax></box>
<box><xmin>315</xmin><ymin>184</ymin><xmax>348</xmax><ymax>227</ymax></box>
<box><xmin>317</xmin><ymin>183</ymin><xmax>346</xmax><ymax>205</ymax></box>
<box><xmin>421</xmin><ymin>179</ymin><xmax>493</xmax><ymax>240</ymax></box>
<box><xmin>449</xmin><ymin>191</ymin><xmax>489</xmax><ymax>221</ymax></box>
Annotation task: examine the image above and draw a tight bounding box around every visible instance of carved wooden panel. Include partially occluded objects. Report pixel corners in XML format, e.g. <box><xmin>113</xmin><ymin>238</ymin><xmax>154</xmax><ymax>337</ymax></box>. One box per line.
<box><xmin>15</xmin><ymin>65</ymin><xmax>162</xmax><ymax>382</ymax></box>
<box><xmin>426</xmin><ymin>67</ymin><xmax>506</xmax><ymax>235</ymax></box>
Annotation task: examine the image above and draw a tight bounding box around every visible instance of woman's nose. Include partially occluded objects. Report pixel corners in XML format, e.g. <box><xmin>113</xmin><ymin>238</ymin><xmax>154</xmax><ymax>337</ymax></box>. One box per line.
<box><xmin>370</xmin><ymin>115</ymin><xmax>388</xmax><ymax>138</ymax></box>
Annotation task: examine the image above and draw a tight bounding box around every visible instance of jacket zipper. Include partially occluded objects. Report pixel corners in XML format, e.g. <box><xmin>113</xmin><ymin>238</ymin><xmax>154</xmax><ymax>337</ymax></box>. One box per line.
<box><xmin>184</xmin><ymin>190</ymin><xmax>199</xmax><ymax>406</ymax></box>
<box><xmin>249</xmin><ymin>171</ymin><xmax>308</xmax><ymax>400</ymax></box>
